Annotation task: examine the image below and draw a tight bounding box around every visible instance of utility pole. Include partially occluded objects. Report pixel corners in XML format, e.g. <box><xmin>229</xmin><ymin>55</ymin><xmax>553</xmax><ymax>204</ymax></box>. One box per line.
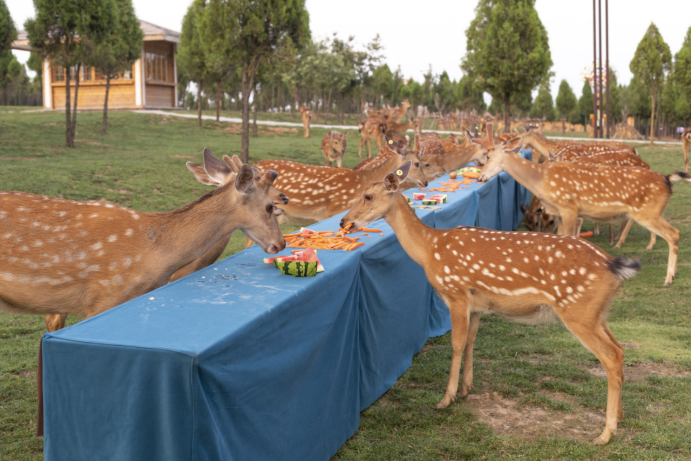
<box><xmin>598</xmin><ymin>0</ymin><xmax>603</xmax><ymax>138</ymax></box>
<box><xmin>605</xmin><ymin>0</ymin><xmax>610</xmax><ymax>138</ymax></box>
<box><xmin>592</xmin><ymin>0</ymin><xmax>599</xmax><ymax>138</ymax></box>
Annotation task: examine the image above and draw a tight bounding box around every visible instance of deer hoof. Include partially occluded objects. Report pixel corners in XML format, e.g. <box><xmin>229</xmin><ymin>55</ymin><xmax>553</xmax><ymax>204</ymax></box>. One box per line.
<box><xmin>435</xmin><ymin>394</ymin><xmax>456</xmax><ymax>409</ymax></box>
<box><xmin>460</xmin><ymin>385</ymin><xmax>472</xmax><ymax>398</ymax></box>
<box><xmin>593</xmin><ymin>433</ymin><xmax>611</xmax><ymax>446</ymax></box>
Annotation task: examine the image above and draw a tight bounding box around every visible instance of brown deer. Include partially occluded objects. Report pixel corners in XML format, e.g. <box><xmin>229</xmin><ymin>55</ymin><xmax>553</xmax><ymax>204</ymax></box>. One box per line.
<box><xmin>355</xmin><ymin>136</ymin><xmax>446</xmax><ymax>180</ymax></box>
<box><xmin>384</xmin><ymin>117</ymin><xmax>421</xmax><ymax>138</ymax></box>
<box><xmin>552</xmin><ymin>146</ymin><xmax>650</xmax><ymax>169</ymax></box>
<box><xmin>320</xmin><ymin>130</ymin><xmax>349</xmax><ymax>168</ymax></box>
<box><xmin>340</xmin><ymin>162</ymin><xmax>640</xmax><ymax>446</ymax></box>
<box><xmin>477</xmin><ymin>136</ymin><xmax>690</xmax><ymax>285</ymax></box>
<box><xmin>683</xmin><ymin>128</ymin><xmax>690</xmax><ymax>173</ymax></box>
<box><xmin>358</xmin><ymin>118</ymin><xmax>387</xmax><ymax>158</ymax></box>
<box><xmin>520</xmin><ymin>196</ymin><xmax>558</xmax><ymax>233</ymax></box>
<box><xmin>1</xmin><ymin>149</ymin><xmax>285</xmax><ymax>330</ymax></box>
<box><xmin>43</xmin><ymin>154</ymin><xmax>290</xmax><ymax>332</ymax></box>
<box><xmin>299</xmin><ymin>105</ymin><xmax>312</xmax><ymax>138</ymax></box>
<box><xmin>389</xmin><ymin>99</ymin><xmax>411</xmax><ymax>123</ymax></box>
<box><xmin>253</xmin><ymin>140</ymin><xmax>429</xmax><ymax>226</ymax></box>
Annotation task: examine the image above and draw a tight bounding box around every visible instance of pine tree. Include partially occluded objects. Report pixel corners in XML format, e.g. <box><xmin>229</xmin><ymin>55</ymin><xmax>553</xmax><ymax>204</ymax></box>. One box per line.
<box><xmin>556</xmin><ymin>80</ymin><xmax>577</xmax><ymax>133</ymax></box>
<box><xmin>25</xmin><ymin>0</ymin><xmax>117</xmax><ymax>147</ymax></box>
<box><xmin>578</xmin><ymin>81</ymin><xmax>594</xmax><ymax>126</ymax></box>
<box><xmin>531</xmin><ymin>79</ymin><xmax>555</xmax><ymax>121</ymax></box>
<box><xmin>674</xmin><ymin>26</ymin><xmax>691</xmax><ymax>126</ymax></box>
<box><xmin>630</xmin><ymin>23</ymin><xmax>672</xmax><ymax>145</ymax></box>
<box><xmin>177</xmin><ymin>0</ymin><xmax>209</xmax><ymax>128</ymax></box>
<box><xmin>462</xmin><ymin>0</ymin><xmax>552</xmax><ymax>133</ymax></box>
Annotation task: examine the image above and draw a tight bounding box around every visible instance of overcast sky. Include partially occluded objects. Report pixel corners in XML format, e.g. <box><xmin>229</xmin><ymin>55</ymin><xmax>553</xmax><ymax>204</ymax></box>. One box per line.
<box><xmin>7</xmin><ymin>0</ymin><xmax>691</xmax><ymax>102</ymax></box>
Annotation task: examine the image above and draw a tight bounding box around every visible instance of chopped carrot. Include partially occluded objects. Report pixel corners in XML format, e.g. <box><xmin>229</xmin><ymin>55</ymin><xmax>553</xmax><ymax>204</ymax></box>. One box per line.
<box><xmin>380</xmin><ymin>233</ymin><xmax>384</xmax><ymax>236</ymax></box>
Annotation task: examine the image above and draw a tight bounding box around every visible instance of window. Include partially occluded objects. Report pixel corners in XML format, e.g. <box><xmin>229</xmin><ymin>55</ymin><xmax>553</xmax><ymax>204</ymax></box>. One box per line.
<box><xmin>54</xmin><ymin>65</ymin><xmax>65</xmax><ymax>82</ymax></box>
<box><xmin>145</xmin><ymin>51</ymin><xmax>170</xmax><ymax>82</ymax></box>
<box><xmin>81</xmin><ymin>66</ymin><xmax>93</xmax><ymax>81</ymax></box>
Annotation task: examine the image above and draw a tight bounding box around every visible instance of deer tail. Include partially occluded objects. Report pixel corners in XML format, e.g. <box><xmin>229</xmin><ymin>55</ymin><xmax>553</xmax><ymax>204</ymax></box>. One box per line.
<box><xmin>667</xmin><ymin>172</ymin><xmax>691</xmax><ymax>182</ymax></box>
<box><xmin>358</xmin><ymin>121</ymin><xmax>364</xmax><ymax>134</ymax></box>
<box><xmin>607</xmin><ymin>256</ymin><xmax>641</xmax><ymax>281</ymax></box>
<box><xmin>633</xmin><ymin>148</ymin><xmax>639</xmax><ymax>157</ymax></box>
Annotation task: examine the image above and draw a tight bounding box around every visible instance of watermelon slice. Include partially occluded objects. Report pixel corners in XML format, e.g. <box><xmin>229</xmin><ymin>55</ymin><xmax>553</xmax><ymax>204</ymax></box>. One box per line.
<box><xmin>275</xmin><ymin>260</ymin><xmax>318</xmax><ymax>277</ymax></box>
<box><xmin>292</xmin><ymin>247</ymin><xmax>324</xmax><ymax>272</ymax></box>
<box><xmin>267</xmin><ymin>255</ymin><xmax>298</xmax><ymax>266</ymax></box>
<box><xmin>421</xmin><ymin>199</ymin><xmax>438</xmax><ymax>205</ymax></box>
<box><xmin>299</xmin><ymin>227</ymin><xmax>315</xmax><ymax>235</ymax></box>
<box><xmin>428</xmin><ymin>194</ymin><xmax>447</xmax><ymax>204</ymax></box>
<box><xmin>413</xmin><ymin>193</ymin><xmax>425</xmax><ymax>201</ymax></box>
<box><xmin>263</xmin><ymin>255</ymin><xmax>297</xmax><ymax>264</ymax></box>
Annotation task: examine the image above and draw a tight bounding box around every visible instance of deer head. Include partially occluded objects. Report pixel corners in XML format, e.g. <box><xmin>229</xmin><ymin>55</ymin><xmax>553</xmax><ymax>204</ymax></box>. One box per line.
<box><xmin>475</xmin><ymin>140</ymin><xmax>524</xmax><ymax>183</ymax></box>
<box><xmin>385</xmin><ymin>136</ymin><xmax>430</xmax><ymax>187</ymax></box>
<box><xmin>340</xmin><ymin>162</ymin><xmax>411</xmax><ymax>229</ymax></box>
<box><xmin>329</xmin><ymin>131</ymin><xmax>348</xmax><ymax>154</ymax></box>
<box><xmin>187</xmin><ymin>148</ymin><xmax>285</xmax><ymax>254</ymax></box>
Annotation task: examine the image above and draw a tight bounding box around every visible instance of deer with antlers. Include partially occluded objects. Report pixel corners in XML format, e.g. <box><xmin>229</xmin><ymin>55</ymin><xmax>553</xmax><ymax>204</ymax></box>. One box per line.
<box><xmin>340</xmin><ymin>161</ymin><xmax>640</xmax><ymax>446</ymax></box>
<box><xmin>683</xmin><ymin>128</ymin><xmax>690</xmax><ymax>173</ymax></box>
<box><xmin>477</xmin><ymin>134</ymin><xmax>690</xmax><ymax>285</ymax></box>
<box><xmin>321</xmin><ymin>130</ymin><xmax>349</xmax><ymax>168</ymax></box>
<box><xmin>253</xmin><ymin>139</ymin><xmax>428</xmax><ymax>226</ymax></box>
<box><xmin>299</xmin><ymin>105</ymin><xmax>312</xmax><ymax>139</ymax></box>
<box><xmin>1</xmin><ymin>149</ymin><xmax>285</xmax><ymax>333</ymax></box>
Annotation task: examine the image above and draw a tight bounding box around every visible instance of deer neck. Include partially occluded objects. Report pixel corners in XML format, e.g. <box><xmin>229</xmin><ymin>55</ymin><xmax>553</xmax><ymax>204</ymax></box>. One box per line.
<box><xmin>525</xmin><ymin>132</ymin><xmax>555</xmax><ymax>158</ymax></box>
<box><xmin>502</xmin><ymin>154</ymin><xmax>548</xmax><ymax>198</ymax></box>
<box><xmin>383</xmin><ymin>194</ymin><xmax>433</xmax><ymax>267</ymax></box>
<box><xmin>356</xmin><ymin>154</ymin><xmax>403</xmax><ymax>183</ymax></box>
<box><xmin>149</xmin><ymin>185</ymin><xmax>242</xmax><ymax>273</ymax></box>
<box><xmin>443</xmin><ymin>145</ymin><xmax>482</xmax><ymax>171</ymax></box>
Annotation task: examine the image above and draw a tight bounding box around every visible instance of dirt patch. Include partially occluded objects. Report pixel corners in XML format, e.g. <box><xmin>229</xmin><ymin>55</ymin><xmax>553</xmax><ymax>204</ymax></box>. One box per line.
<box><xmin>260</xmin><ymin>126</ymin><xmax>298</xmax><ymax>134</ymax></box>
<box><xmin>169</xmin><ymin>155</ymin><xmax>195</xmax><ymax>160</ymax></box>
<box><xmin>463</xmin><ymin>391</ymin><xmax>607</xmax><ymax>443</ymax></box>
<box><xmin>10</xmin><ymin>369</ymin><xmax>36</xmax><ymax>379</ymax></box>
<box><xmin>74</xmin><ymin>139</ymin><xmax>110</xmax><ymax>146</ymax></box>
<box><xmin>108</xmin><ymin>189</ymin><xmax>132</xmax><ymax>195</ymax></box>
<box><xmin>42</xmin><ymin>122</ymin><xmax>59</xmax><ymax>126</ymax></box>
<box><xmin>0</xmin><ymin>157</ymin><xmax>38</xmax><ymax>161</ymax></box>
<box><xmin>222</xmin><ymin>125</ymin><xmax>242</xmax><ymax>134</ymax></box>
<box><xmin>588</xmin><ymin>361</ymin><xmax>691</xmax><ymax>382</ymax></box>
<box><xmin>418</xmin><ymin>344</ymin><xmax>447</xmax><ymax>355</ymax></box>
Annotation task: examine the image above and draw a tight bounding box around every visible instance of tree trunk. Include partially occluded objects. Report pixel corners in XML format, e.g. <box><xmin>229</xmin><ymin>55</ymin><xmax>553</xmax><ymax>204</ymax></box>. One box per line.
<box><xmin>65</xmin><ymin>67</ymin><xmax>72</xmax><ymax>147</ymax></box>
<box><xmin>649</xmin><ymin>92</ymin><xmax>655</xmax><ymax>146</ymax></box>
<box><xmin>197</xmin><ymin>80</ymin><xmax>202</xmax><ymax>127</ymax></box>
<box><xmin>562</xmin><ymin>117</ymin><xmax>565</xmax><ymax>133</ymax></box>
<box><xmin>216</xmin><ymin>81</ymin><xmax>221</xmax><ymax>122</ymax></box>
<box><xmin>102</xmin><ymin>74</ymin><xmax>111</xmax><ymax>135</ymax></box>
<box><xmin>71</xmin><ymin>64</ymin><xmax>81</xmax><ymax>144</ymax></box>
<box><xmin>503</xmin><ymin>98</ymin><xmax>510</xmax><ymax>134</ymax></box>
<box><xmin>252</xmin><ymin>84</ymin><xmax>258</xmax><ymax>138</ymax></box>
<box><xmin>240</xmin><ymin>67</ymin><xmax>257</xmax><ymax>164</ymax></box>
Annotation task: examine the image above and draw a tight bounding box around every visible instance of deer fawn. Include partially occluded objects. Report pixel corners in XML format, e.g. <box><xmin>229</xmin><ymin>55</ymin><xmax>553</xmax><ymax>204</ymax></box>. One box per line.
<box><xmin>358</xmin><ymin>118</ymin><xmax>387</xmax><ymax>158</ymax></box>
<box><xmin>389</xmin><ymin>99</ymin><xmax>411</xmax><ymax>123</ymax></box>
<box><xmin>320</xmin><ymin>130</ymin><xmax>349</xmax><ymax>168</ymax></box>
<box><xmin>1</xmin><ymin>149</ymin><xmax>285</xmax><ymax>332</ymax></box>
<box><xmin>299</xmin><ymin>105</ymin><xmax>312</xmax><ymax>138</ymax></box>
<box><xmin>340</xmin><ymin>161</ymin><xmax>640</xmax><ymax>446</ymax></box>
<box><xmin>520</xmin><ymin>196</ymin><xmax>558</xmax><ymax>233</ymax></box>
<box><xmin>253</xmin><ymin>139</ymin><xmax>428</xmax><ymax>226</ymax></box>
<box><xmin>43</xmin><ymin>155</ymin><xmax>290</xmax><ymax>332</ymax></box>
<box><xmin>683</xmin><ymin>128</ymin><xmax>690</xmax><ymax>173</ymax></box>
<box><xmin>477</xmin><ymin>136</ymin><xmax>690</xmax><ymax>285</ymax></box>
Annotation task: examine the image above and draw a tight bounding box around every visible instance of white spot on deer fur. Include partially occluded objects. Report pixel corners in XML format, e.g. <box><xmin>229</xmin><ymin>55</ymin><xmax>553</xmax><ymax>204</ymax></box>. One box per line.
<box><xmin>89</xmin><ymin>214</ymin><xmax>98</xmax><ymax>218</ymax></box>
<box><xmin>91</xmin><ymin>242</ymin><xmax>103</xmax><ymax>251</ymax></box>
<box><xmin>434</xmin><ymin>253</ymin><xmax>440</xmax><ymax>260</ymax></box>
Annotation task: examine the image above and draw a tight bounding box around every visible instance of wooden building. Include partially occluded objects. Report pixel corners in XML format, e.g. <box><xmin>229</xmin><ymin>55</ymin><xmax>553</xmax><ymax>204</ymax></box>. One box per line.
<box><xmin>12</xmin><ymin>20</ymin><xmax>180</xmax><ymax>110</ymax></box>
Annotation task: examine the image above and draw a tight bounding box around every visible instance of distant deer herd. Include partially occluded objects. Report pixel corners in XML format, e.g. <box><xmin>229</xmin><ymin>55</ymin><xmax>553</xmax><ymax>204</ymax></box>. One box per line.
<box><xmin>2</xmin><ymin>98</ymin><xmax>690</xmax><ymax>447</ymax></box>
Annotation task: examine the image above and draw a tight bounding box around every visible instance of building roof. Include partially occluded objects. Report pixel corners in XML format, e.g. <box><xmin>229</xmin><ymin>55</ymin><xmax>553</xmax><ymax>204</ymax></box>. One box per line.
<box><xmin>11</xmin><ymin>19</ymin><xmax>180</xmax><ymax>51</ymax></box>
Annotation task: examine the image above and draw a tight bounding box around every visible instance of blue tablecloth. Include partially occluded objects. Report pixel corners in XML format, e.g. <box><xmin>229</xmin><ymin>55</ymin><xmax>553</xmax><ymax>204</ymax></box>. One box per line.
<box><xmin>41</xmin><ymin>151</ymin><xmax>532</xmax><ymax>461</ymax></box>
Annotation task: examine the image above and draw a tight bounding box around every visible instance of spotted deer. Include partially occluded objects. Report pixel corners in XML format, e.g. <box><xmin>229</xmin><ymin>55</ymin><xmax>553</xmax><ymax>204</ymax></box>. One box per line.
<box><xmin>355</xmin><ymin>136</ymin><xmax>446</xmax><ymax>180</ymax></box>
<box><xmin>552</xmin><ymin>146</ymin><xmax>650</xmax><ymax>169</ymax></box>
<box><xmin>358</xmin><ymin>117</ymin><xmax>387</xmax><ymax>158</ymax></box>
<box><xmin>299</xmin><ymin>105</ymin><xmax>312</xmax><ymax>138</ymax></box>
<box><xmin>340</xmin><ymin>163</ymin><xmax>640</xmax><ymax>446</ymax></box>
<box><xmin>1</xmin><ymin>149</ymin><xmax>285</xmax><ymax>332</ymax></box>
<box><xmin>389</xmin><ymin>99</ymin><xmax>411</xmax><ymax>123</ymax></box>
<box><xmin>320</xmin><ymin>130</ymin><xmax>349</xmax><ymax>168</ymax></box>
<box><xmin>43</xmin><ymin>154</ymin><xmax>290</xmax><ymax>332</ymax></box>
<box><xmin>520</xmin><ymin>126</ymin><xmax>636</xmax><ymax>163</ymax></box>
<box><xmin>477</xmin><ymin>136</ymin><xmax>690</xmax><ymax>285</ymax></box>
<box><xmin>520</xmin><ymin>196</ymin><xmax>557</xmax><ymax>233</ymax></box>
<box><xmin>384</xmin><ymin>117</ymin><xmax>421</xmax><ymax>138</ymax></box>
<box><xmin>683</xmin><ymin>128</ymin><xmax>690</xmax><ymax>173</ymax></box>
<box><xmin>253</xmin><ymin>140</ymin><xmax>429</xmax><ymax>226</ymax></box>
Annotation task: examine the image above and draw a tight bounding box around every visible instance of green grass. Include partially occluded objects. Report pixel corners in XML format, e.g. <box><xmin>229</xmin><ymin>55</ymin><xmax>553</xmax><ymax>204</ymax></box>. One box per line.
<box><xmin>1</xmin><ymin>109</ymin><xmax>690</xmax><ymax>460</ymax></box>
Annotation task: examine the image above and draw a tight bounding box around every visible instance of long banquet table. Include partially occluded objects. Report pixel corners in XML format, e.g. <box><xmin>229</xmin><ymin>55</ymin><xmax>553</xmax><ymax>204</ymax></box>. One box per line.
<box><xmin>41</xmin><ymin>151</ymin><xmax>532</xmax><ymax>461</ymax></box>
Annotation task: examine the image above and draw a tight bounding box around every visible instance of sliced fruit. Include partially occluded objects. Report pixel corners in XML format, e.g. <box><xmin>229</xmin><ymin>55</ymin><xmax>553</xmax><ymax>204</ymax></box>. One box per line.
<box><xmin>275</xmin><ymin>260</ymin><xmax>318</xmax><ymax>277</ymax></box>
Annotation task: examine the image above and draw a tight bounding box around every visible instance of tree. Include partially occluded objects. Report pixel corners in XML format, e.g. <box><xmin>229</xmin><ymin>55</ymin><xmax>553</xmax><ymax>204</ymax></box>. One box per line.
<box><xmin>454</xmin><ymin>74</ymin><xmax>486</xmax><ymax>113</ymax></box>
<box><xmin>531</xmin><ymin>79</ymin><xmax>555</xmax><ymax>121</ymax></box>
<box><xmin>26</xmin><ymin>0</ymin><xmax>116</xmax><ymax>147</ymax></box>
<box><xmin>676</xmin><ymin>96</ymin><xmax>691</xmax><ymax>126</ymax></box>
<box><xmin>578</xmin><ymin>80</ymin><xmax>593</xmax><ymax>126</ymax></box>
<box><xmin>555</xmin><ymin>79</ymin><xmax>576</xmax><ymax>132</ymax></box>
<box><xmin>630</xmin><ymin>23</ymin><xmax>672</xmax><ymax>145</ymax></box>
<box><xmin>85</xmin><ymin>0</ymin><xmax>142</xmax><ymax>134</ymax></box>
<box><xmin>674</xmin><ymin>26</ymin><xmax>691</xmax><ymax>110</ymax></box>
<box><xmin>0</xmin><ymin>0</ymin><xmax>16</xmax><ymax>54</ymax></box>
<box><xmin>178</xmin><ymin>0</ymin><xmax>209</xmax><ymax>128</ymax></box>
<box><xmin>198</xmin><ymin>0</ymin><xmax>310</xmax><ymax>163</ymax></box>
<box><xmin>462</xmin><ymin>0</ymin><xmax>552</xmax><ymax>132</ymax></box>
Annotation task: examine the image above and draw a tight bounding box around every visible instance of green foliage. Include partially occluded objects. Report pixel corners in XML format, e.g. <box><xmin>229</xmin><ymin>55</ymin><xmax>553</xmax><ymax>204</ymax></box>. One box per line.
<box><xmin>673</xmin><ymin>26</ymin><xmax>691</xmax><ymax>103</ymax></box>
<box><xmin>454</xmin><ymin>74</ymin><xmax>486</xmax><ymax>113</ymax></box>
<box><xmin>26</xmin><ymin>53</ymin><xmax>42</xmax><ymax>83</ymax></box>
<box><xmin>177</xmin><ymin>0</ymin><xmax>208</xmax><ymax>86</ymax></box>
<box><xmin>676</xmin><ymin>95</ymin><xmax>691</xmax><ymax>121</ymax></box>
<box><xmin>531</xmin><ymin>79</ymin><xmax>555</xmax><ymax>121</ymax></box>
<box><xmin>578</xmin><ymin>80</ymin><xmax>593</xmax><ymax>124</ymax></box>
<box><xmin>463</xmin><ymin>0</ymin><xmax>552</xmax><ymax>128</ymax></box>
<box><xmin>555</xmin><ymin>79</ymin><xmax>576</xmax><ymax>122</ymax></box>
<box><xmin>604</xmin><ymin>73</ymin><xmax>621</xmax><ymax>124</ymax></box>
<box><xmin>629</xmin><ymin>75</ymin><xmax>652</xmax><ymax>118</ymax></box>
<box><xmin>630</xmin><ymin>23</ymin><xmax>672</xmax><ymax>94</ymax></box>
<box><xmin>659</xmin><ymin>76</ymin><xmax>677</xmax><ymax>123</ymax></box>
<box><xmin>0</xmin><ymin>0</ymin><xmax>17</xmax><ymax>54</ymax></box>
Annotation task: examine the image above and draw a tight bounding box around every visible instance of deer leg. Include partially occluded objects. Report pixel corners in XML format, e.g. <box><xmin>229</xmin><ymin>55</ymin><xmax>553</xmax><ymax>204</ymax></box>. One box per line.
<box><xmin>636</xmin><ymin>216</ymin><xmax>679</xmax><ymax>285</ymax></box>
<box><xmin>245</xmin><ymin>236</ymin><xmax>255</xmax><ymax>249</ymax></box>
<box><xmin>593</xmin><ymin>223</ymin><xmax>600</xmax><ymax>236</ymax></box>
<box><xmin>45</xmin><ymin>314</ymin><xmax>67</xmax><ymax>332</ymax></box>
<box><xmin>460</xmin><ymin>312</ymin><xmax>481</xmax><ymax>398</ymax></box>
<box><xmin>613</xmin><ymin>218</ymin><xmax>635</xmax><ymax>248</ymax></box>
<box><xmin>601</xmin><ymin>321</ymin><xmax>625</xmax><ymax>421</ymax></box>
<box><xmin>367</xmin><ymin>138</ymin><xmax>372</xmax><ymax>158</ymax></box>
<box><xmin>436</xmin><ymin>300</ymin><xmax>470</xmax><ymax>409</ymax></box>
<box><xmin>560</xmin><ymin>213</ymin><xmax>579</xmax><ymax>236</ymax></box>
<box><xmin>337</xmin><ymin>157</ymin><xmax>343</xmax><ymax>168</ymax></box>
<box><xmin>575</xmin><ymin>218</ymin><xmax>584</xmax><ymax>235</ymax></box>
<box><xmin>645</xmin><ymin>232</ymin><xmax>657</xmax><ymax>250</ymax></box>
<box><xmin>358</xmin><ymin>137</ymin><xmax>365</xmax><ymax>159</ymax></box>
<box><xmin>557</xmin><ymin>217</ymin><xmax>563</xmax><ymax>235</ymax></box>
<box><xmin>564</xmin><ymin>315</ymin><xmax>624</xmax><ymax>445</ymax></box>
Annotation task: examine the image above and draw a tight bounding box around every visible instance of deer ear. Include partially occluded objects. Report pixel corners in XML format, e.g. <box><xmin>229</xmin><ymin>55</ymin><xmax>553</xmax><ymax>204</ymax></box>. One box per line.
<box><xmin>392</xmin><ymin>160</ymin><xmax>411</xmax><ymax>184</ymax></box>
<box><xmin>548</xmin><ymin>151</ymin><xmax>556</xmax><ymax>162</ymax></box>
<box><xmin>343</xmin><ymin>131</ymin><xmax>348</xmax><ymax>138</ymax></box>
<box><xmin>520</xmin><ymin>202</ymin><xmax>527</xmax><ymax>214</ymax></box>
<box><xmin>384</xmin><ymin>172</ymin><xmax>400</xmax><ymax>192</ymax></box>
<box><xmin>203</xmin><ymin>148</ymin><xmax>232</xmax><ymax>184</ymax></box>
<box><xmin>505</xmin><ymin>144</ymin><xmax>523</xmax><ymax>154</ymax></box>
<box><xmin>234</xmin><ymin>164</ymin><xmax>256</xmax><ymax>195</ymax></box>
<box><xmin>186</xmin><ymin>162</ymin><xmax>220</xmax><ymax>186</ymax></box>
<box><xmin>384</xmin><ymin>136</ymin><xmax>399</xmax><ymax>153</ymax></box>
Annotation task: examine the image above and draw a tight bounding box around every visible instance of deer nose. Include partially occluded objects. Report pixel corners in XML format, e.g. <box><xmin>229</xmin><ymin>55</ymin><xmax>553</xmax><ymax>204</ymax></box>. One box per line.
<box><xmin>339</xmin><ymin>218</ymin><xmax>345</xmax><ymax>228</ymax></box>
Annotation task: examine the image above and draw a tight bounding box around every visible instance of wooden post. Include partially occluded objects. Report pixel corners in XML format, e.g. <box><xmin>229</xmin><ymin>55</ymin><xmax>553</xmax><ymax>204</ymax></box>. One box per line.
<box><xmin>592</xmin><ymin>0</ymin><xmax>599</xmax><ymax>139</ymax></box>
<box><xmin>598</xmin><ymin>0</ymin><xmax>603</xmax><ymax>138</ymax></box>
<box><xmin>605</xmin><ymin>0</ymin><xmax>610</xmax><ymax>139</ymax></box>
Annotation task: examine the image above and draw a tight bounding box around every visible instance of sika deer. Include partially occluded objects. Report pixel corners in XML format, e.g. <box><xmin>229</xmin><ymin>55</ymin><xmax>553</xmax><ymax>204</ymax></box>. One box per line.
<box><xmin>552</xmin><ymin>146</ymin><xmax>650</xmax><ymax>169</ymax></box>
<box><xmin>340</xmin><ymin>163</ymin><xmax>640</xmax><ymax>446</ymax></box>
<box><xmin>520</xmin><ymin>196</ymin><xmax>557</xmax><ymax>233</ymax></box>
<box><xmin>0</xmin><ymin>149</ymin><xmax>285</xmax><ymax>327</ymax></box>
<box><xmin>321</xmin><ymin>130</ymin><xmax>349</xmax><ymax>167</ymax></box>
<box><xmin>384</xmin><ymin>117</ymin><xmax>421</xmax><ymax>138</ymax></box>
<box><xmin>478</xmin><ymin>138</ymin><xmax>690</xmax><ymax>285</ymax></box>
<box><xmin>389</xmin><ymin>99</ymin><xmax>411</xmax><ymax>123</ymax></box>
<box><xmin>358</xmin><ymin>118</ymin><xmax>387</xmax><ymax>158</ymax></box>
<box><xmin>254</xmin><ymin>140</ymin><xmax>428</xmax><ymax>226</ymax></box>
<box><xmin>300</xmin><ymin>105</ymin><xmax>312</xmax><ymax>138</ymax></box>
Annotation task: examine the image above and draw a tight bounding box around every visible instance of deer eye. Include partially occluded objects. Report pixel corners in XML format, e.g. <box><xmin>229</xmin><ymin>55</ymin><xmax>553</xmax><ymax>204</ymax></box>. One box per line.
<box><xmin>486</xmin><ymin>155</ymin><xmax>490</xmax><ymax>160</ymax></box>
<box><xmin>266</xmin><ymin>204</ymin><xmax>274</xmax><ymax>213</ymax></box>
<box><xmin>415</xmin><ymin>162</ymin><xmax>420</xmax><ymax>168</ymax></box>
<box><xmin>365</xmin><ymin>195</ymin><xmax>372</xmax><ymax>201</ymax></box>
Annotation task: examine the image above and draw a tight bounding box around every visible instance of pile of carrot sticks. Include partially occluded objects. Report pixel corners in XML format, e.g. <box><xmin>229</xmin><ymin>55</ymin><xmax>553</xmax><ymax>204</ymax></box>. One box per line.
<box><xmin>284</xmin><ymin>225</ymin><xmax>383</xmax><ymax>251</ymax></box>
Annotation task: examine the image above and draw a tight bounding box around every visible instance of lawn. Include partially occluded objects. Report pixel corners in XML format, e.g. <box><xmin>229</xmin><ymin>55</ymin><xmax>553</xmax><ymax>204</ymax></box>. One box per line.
<box><xmin>1</xmin><ymin>109</ymin><xmax>690</xmax><ymax>460</ymax></box>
